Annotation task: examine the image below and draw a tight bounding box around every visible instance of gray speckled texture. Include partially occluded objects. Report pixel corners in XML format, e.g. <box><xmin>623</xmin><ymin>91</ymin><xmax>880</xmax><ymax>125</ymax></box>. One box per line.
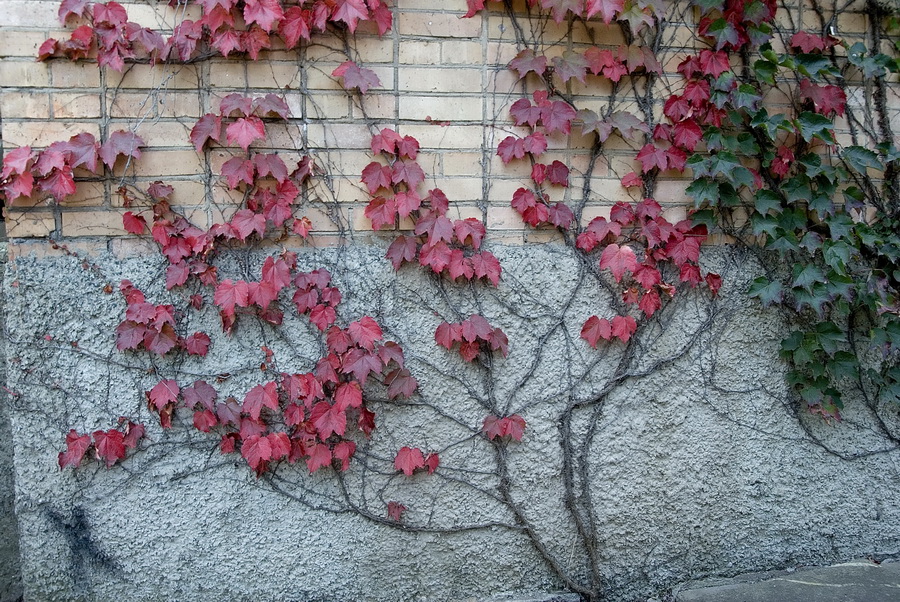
<box><xmin>0</xmin><ymin>241</ymin><xmax>23</xmax><ymax>602</ymax></box>
<box><xmin>4</xmin><ymin>241</ymin><xmax>900</xmax><ymax>602</ymax></box>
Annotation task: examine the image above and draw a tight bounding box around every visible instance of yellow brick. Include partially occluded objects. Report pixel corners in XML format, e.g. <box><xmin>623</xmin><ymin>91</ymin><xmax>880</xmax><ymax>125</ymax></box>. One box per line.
<box><xmin>108</xmin><ymin>92</ymin><xmax>202</xmax><ymax>119</ymax></box>
<box><xmin>399</xmin><ymin>124</ymin><xmax>485</xmax><ymax>149</ymax></box>
<box><xmin>0</xmin><ymin>60</ymin><xmax>51</xmax><ymax>87</ymax></box>
<box><xmin>126</xmin><ymin>121</ymin><xmax>193</xmax><ymax>148</ymax></box>
<box><xmin>442</xmin><ymin>40</ymin><xmax>485</xmax><ymax>65</ymax></box>
<box><xmin>106</xmin><ymin>64</ymin><xmax>199</xmax><ymax>90</ymax></box>
<box><xmin>49</xmin><ymin>61</ymin><xmax>99</xmax><ymax>88</ymax></box>
<box><xmin>52</xmin><ymin>93</ymin><xmax>102</xmax><ymax>119</ymax></box>
<box><xmin>4</xmin><ymin>211</ymin><xmax>56</xmax><ymax>238</ymax></box>
<box><xmin>400</xmin><ymin>95</ymin><xmax>483</xmax><ymax>122</ymax></box>
<box><xmin>837</xmin><ymin>12</ymin><xmax>867</xmax><ymax>34</ymax></box>
<box><xmin>306</xmin><ymin>123</ymin><xmax>375</xmax><ymax>150</ymax></box>
<box><xmin>350</xmin><ymin>93</ymin><xmax>395</xmax><ymax>119</ymax></box>
<box><xmin>125</xmin><ymin>3</ymin><xmax>202</xmax><ymax>26</ymax></box>
<box><xmin>113</xmin><ymin>180</ymin><xmax>206</xmax><ymax>207</ymax></box>
<box><xmin>2</xmin><ymin>121</ymin><xmax>101</xmax><ymax>147</ymax></box>
<box><xmin>487</xmin><ymin>206</ymin><xmax>523</xmax><ymax>229</ymax></box>
<box><xmin>0</xmin><ymin>31</ymin><xmax>54</xmax><ymax>58</ymax></box>
<box><xmin>2</xmin><ymin>1</ymin><xmax>59</xmax><ymax>27</ymax></box>
<box><xmin>486</xmin><ymin>42</ymin><xmax>518</xmax><ymax>66</ymax></box>
<box><xmin>122</xmin><ymin>150</ymin><xmax>203</xmax><ymax>177</ymax></box>
<box><xmin>247</xmin><ymin>62</ymin><xmax>302</xmax><ymax>89</ymax></box>
<box><xmin>398</xmin><ymin>68</ymin><xmax>483</xmax><ymax>93</ymax></box>
<box><xmin>442</xmin><ymin>152</ymin><xmax>484</xmax><ymax>176</ymax></box>
<box><xmin>61</xmin><ymin>210</ymin><xmax>129</xmax><ymax>236</ymax></box>
<box><xmin>63</xmin><ymin>181</ymin><xmax>106</xmax><ymax>207</ymax></box>
<box><xmin>398</xmin><ymin>12</ymin><xmax>483</xmax><ymax>38</ymax></box>
<box><xmin>400</xmin><ymin>41</ymin><xmax>442</xmax><ymax>64</ymax></box>
<box><xmin>350</xmin><ymin>37</ymin><xmax>395</xmax><ymax>63</ymax></box>
<box><xmin>1</xmin><ymin>92</ymin><xmax>51</xmax><ymax>119</ymax></box>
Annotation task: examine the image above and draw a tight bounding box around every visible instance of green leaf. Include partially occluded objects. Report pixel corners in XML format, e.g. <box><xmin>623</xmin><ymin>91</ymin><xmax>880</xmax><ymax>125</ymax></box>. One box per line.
<box><xmin>792</xmin><ymin>263</ymin><xmax>824</xmax><ymax>292</ymax></box>
<box><xmin>827</xmin><ymin>351</ymin><xmax>859</xmax><ymax>381</ymax></box>
<box><xmin>842</xmin><ymin>146</ymin><xmax>884</xmax><ymax>173</ymax></box>
<box><xmin>748</xmin><ymin>277</ymin><xmax>783</xmax><ymax>306</ymax></box>
<box><xmin>705</xmin><ymin>17</ymin><xmax>741</xmax><ymax>49</ymax></box>
<box><xmin>823</xmin><ymin>241</ymin><xmax>853</xmax><ymax>270</ymax></box>
<box><xmin>731</xmin><ymin>84</ymin><xmax>762</xmax><ymax>111</ymax></box>
<box><xmin>755</xmin><ymin>189</ymin><xmax>782</xmax><ymax>214</ymax></box>
<box><xmin>793</xmin><ymin>283</ymin><xmax>829</xmax><ymax>316</ymax></box>
<box><xmin>754</xmin><ymin>59</ymin><xmax>778</xmax><ymax>84</ymax></box>
<box><xmin>826</xmin><ymin>213</ymin><xmax>854</xmax><ymax>240</ymax></box>
<box><xmin>766</xmin><ymin>230</ymin><xmax>800</xmax><ymax>253</ymax></box>
<box><xmin>686</xmin><ymin>177</ymin><xmax>719</xmax><ymax>206</ymax></box>
<box><xmin>826</xmin><ymin>273</ymin><xmax>854</xmax><ymax>300</ymax></box>
<box><xmin>794</xmin><ymin>54</ymin><xmax>838</xmax><ymax>79</ymax></box>
<box><xmin>751</xmin><ymin>213</ymin><xmax>779</xmax><ymax>237</ymax></box>
<box><xmin>796</xmin><ymin>112</ymin><xmax>835</xmax><ymax>144</ymax></box>
<box><xmin>815</xmin><ymin>321</ymin><xmax>845</xmax><ymax>355</ymax></box>
<box><xmin>783</xmin><ymin>176</ymin><xmax>812</xmax><ymax>204</ymax></box>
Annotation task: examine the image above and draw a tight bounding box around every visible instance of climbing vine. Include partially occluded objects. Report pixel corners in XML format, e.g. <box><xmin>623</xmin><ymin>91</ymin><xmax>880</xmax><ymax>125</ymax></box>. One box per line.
<box><xmin>2</xmin><ymin>0</ymin><xmax>900</xmax><ymax>600</ymax></box>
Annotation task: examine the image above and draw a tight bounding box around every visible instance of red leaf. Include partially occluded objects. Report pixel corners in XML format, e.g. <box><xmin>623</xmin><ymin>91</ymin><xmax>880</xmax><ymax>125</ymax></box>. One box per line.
<box><xmin>331</xmin><ymin>0</ymin><xmax>369</xmax><ymax>32</ymax></box>
<box><xmin>279</xmin><ymin>6</ymin><xmax>312</xmax><ymax>48</ymax></box>
<box><xmin>586</xmin><ymin>0</ymin><xmax>624</xmax><ymax>22</ymax></box>
<box><xmin>415</xmin><ymin>211</ymin><xmax>454</xmax><ymax>244</ymax></box>
<box><xmin>226</xmin><ymin>116</ymin><xmax>266</xmax><ymax>151</ymax></box>
<box><xmin>397</xmin><ymin>136</ymin><xmax>420</xmax><ymax>160</ymax></box>
<box><xmin>214</xmin><ymin>279</ymin><xmax>250</xmax><ymax>316</ymax></box>
<box><xmin>458</xmin><ymin>340</ymin><xmax>481</xmax><ymax>362</ymax></box>
<box><xmin>193</xmin><ymin>409</ymin><xmax>218</xmax><ymax>433</ymax></box>
<box><xmin>394</xmin><ymin>446</ymin><xmax>425</xmax><ymax>476</ymax></box>
<box><xmin>364</xmin><ymin>197</ymin><xmax>396</xmax><ymax>230</ymax></box>
<box><xmin>638</xmin><ymin>289</ymin><xmax>662</xmax><ymax>317</ymax></box>
<box><xmin>636</xmin><ymin>143</ymin><xmax>668</xmax><ymax>173</ymax></box>
<box><xmin>799</xmin><ymin>79</ymin><xmax>846</xmax><ymax>117</ymax></box>
<box><xmin>424</xmin><ymin>452</ymin><xmax>440</xmax><ymax>474</ymax></box>
<box><xmin>386</xmin><ymin>235</ymin><xmax>418</xmax><ymax>269</ymax></box>
<box><xmin>358</xmin><ymin>407</ymin><xmax>377</xmax><ymax>436</ymax></box>
<box><xmin>510</xmin><ymin>98</ymin><xmax>542</xmax><ymax>127</ymax></box>
<box><xmin>308</xmin><ymin>304</ymin><xmax>337</xmax><ymax>331</ymax></box>
<box><xmin>706</xmin><ymin>272</ymin><xmax>722</xmax><ymax>296</ymax></box>
<box><xmin>509</xmin><ymin>49</ymin><xmax>547</xmax><ymax>78</ymax></box>
<box><xmin>93</xmin><ymin>429</ymin><xmax>126</xmax><ymax>468</ymax></box>
<box><xmin>599</xmin><ymin>244</ymin><xmax>637</xmax><ymax>282</ymax></box>
<box><xmin>332</xmin><ymin>60</ymin><xmax>381</xmax><ymax>94</ymax></box>
<box><xmin>183</xmin><ymin>380</ymin><xmax>217</xmax><ymax>412</ymax></box>
<box><xmin>633</xmin><ymin>264</ymin><xmax>662</xmax><ymax>289</ymax></box>
<box><xmin>59</xmin><ymin>430</ymin><xmax>91</xmax><ymax>469</ymax></box>
<box><xmin>482</xmin><ymin>415</ymin><xmax>505</xmax><ymax>440</ymax></box>
<box><xmin>122</xmin><ymin>421</ymin><xmax>145</xmax><ymax>449</ymax></box>
<box><xmin>454</xmin><ymin>218</ymin><xmax>486</xmax><ymax>249</ymax></box>
<box><xmin>667</xmin><ymin>236</ymin><xmax>701</xmax><ymax>265</ymax></box>
<box><xmin>487</xmin><ymin>327</ymin><xmax>509</xmax><ymax>357</ymax></box>
<box><xmin>387</xmin><ymin>501</ymin><xmax>406</xmax><ymax>521</ymax></box>
<box><xmin>394</xmin><ymin>191</ymin><xmax>422</xmax><ymax>219</ymax></box>
<box><xmin>348</xmin><ymin>316</ymin><xmax>383</xmax><ymax>350</ymax></box>
<box><xmin>335</xmin><ymin>381</ymin><xmax>363</xmax><ymax>410</ymax></box>
<box><xmin>333</xmin><ymin>440</ymin><xmax>356</xmax><ymax>471</ymax></box>
<box><xmin>58</xmin><ymin>0</ymin><xmax>90</xmax><ymax>23</ymax></box>
<box><xmin>231</xmin><ymin>209</ymin><xmax>266</xmax><ymax>240</ymax></box>
<box><xmin>38</xmin><ymin>166</ymin><xmax>77</xmax><ymax>201</ymax></box>
<box><xmin>122</xmin><ymin>212</ymin><xmax>147</xmax><ymax>235</ymax></box>
<box><xmin>190</xmin><ymin>113</ymin><xmax>222</xmax><ymax>152</ymax></box>
<box><xmin>611</xmin><ymin>315</ymin><xmax>637</xmax><ymax>343</ymax></box>
<box><xmin>243</xmin><ymin>381</ymin><xmax>279</xmax><ymax>420</ymax></box>
<box><xmin>311</xmin><ymin>401</ymin><xmax>347</xmax><ymax>439</ymax></box>
<box><xmin>146</xmin><ymin>325</ymin><xmax>179</xmax><ymax>354</ymax></box>
<box><xmin>581</xmin><ymin>315</ymin><xmax>612</xmax><ymax>348</ymax></box>
<box><xmin>435</xmin><ymin>322</ymin><xmax>461</xmax><ymax>349</ymax></box>
<box><xmin>504</xmin><ymin>415</ymin><xmax>526</xmax><ymax>441</ymax></box>
<box><xmin>253</xmin><ymin>153</ymin><xmax>288</xmax><ymax>182</ymax></box>
<box><xmin>184</xmin><ymin>332</ymin><xmax>211</xmax><ymax>356</ymax></box>
<box><xmin>471</xmin><ymin>252</ymin><xmax>501</xmax><ymax>286</ymax></box>
<box><xmin>386</xmin><ymin>368</ymin><xmax>418</xmax><ymax>399</ymax></box>
<box><xmin>361</xmin><ymin>161</ymin><xmax>392</xmax><ymax>194</ymax></box>
<box><xmin>392</xmin><ymin>159</ymin><xmax>425</xmax><ymax>188</ymax></box>
<box><xmin>698</xmin><ymin>49</ymin><xmax>730</xmax><ymax>78</ymax></box>
<box><xmin>306</xmin><ymin>443</ymin><xmax>332</xmax><ymax>473</ymax></box>
<box><xmin>148</xmin><ymin>380</ymin><xmax>180</xmax><ymax>412</ymax></box>
<box><xmin>99</xmin><ymin>131</ymin><xmax>143</xmax><ymax>169</ymax></box>
<box><xmin>241</xmin><ymin>434</ymin><xmax>272</xmax><ymax>474</ymax></box>
<box><xmin>552</xmin><ymin>51</ymin><xmax>588</xmax><ymax>84</ymax></box>
<box><xmin>243</xmin><ymin>0</ymin><xmax>283</xmax><ymax>31</ymax></box>
<box><xmin>541</xmin><ymin>100</ymin><xmax>577</xmax><ymax>134</ymax></box>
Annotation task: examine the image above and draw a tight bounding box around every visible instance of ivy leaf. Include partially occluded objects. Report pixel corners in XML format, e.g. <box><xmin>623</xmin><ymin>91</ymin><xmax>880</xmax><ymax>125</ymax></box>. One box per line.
<box><xmin>386</xmin><ymin>235</ymin><xmax>418</xmax><ymax>269</ymax></box>
<box><xmin>387</xmin><ymin>501</ymin><xmax>406</xmax><ymax>521</ymax></box>
<box><xmin>59</xmin><ymin>430</ymin><xmax>92</xmax><ymax>469</ymax></box>
<box><xmin>552</xmin><ymin>51</ymin><xmax>589</xmax><ymax>84</ymax></box>
<box><xmin>306</xmin><ymin>443</ymin><xmax>333</xmax><ymax>473</ymax></box>
<box><xmin>93</xmin><ymin>429</ymin><xmax>126</xmax><ymax>468</ymax></box>
<box><xmin>842</xmin><ymin>146</ymin><xmax>883</xmax><ymax>174</ymax></box>
<box><xmin>509</xmin><ymin>49</ymin><xmax>547</xmax><ymax>78</ymax></box>
<box><xmin>541</xmin><ymin>100</ymin><xmax>577</xmax><ymax>134</ymax></box>
<box><xmin>581</xmin><ymin>315</ymin><xmax>612</xmax><ymax>347</ymax></box>
<box><xmin>611</xmin><ymin>315</ymin><xmax>637</xmax><ymax>343</ymax></box>
<box><xmin>331</xmin><ymin>0</ymin><xmax>369</xmax><ymax>32</ymax></box>
<box><xmin>332</xmin><ymin>61</ymin><xmax>381</xmax><ymax>94</ymax></box>
<box><xmin>226</xmin><ymin>116</ymin><xmax>266</xmax><ymax>151</ymax></box>
<box><xmin>795</xmin><ymin>111</ymin><xmax>835</xmax><ymax>144</ymax></box>
<box><xmin>599</xmin><ymin>244</ymin><xmax>637</xmax><ymax>282</ymax></box>
<box><xmin>394</xmin><ymin>446</ymin><xmax>425</xmax><ymax>476</ymax></box>
<box><xmin>99</xmin><ymin>131</ymin><xmax>144</xmax><ymax>169</ymax></box>
<box><xmin>586</xmin><ymin>0</ymin><xmax>624</xmax><ymax>23</ymax></box>
<box><xmin>230</xmin><ymin>209</ymin><xmax>266</xmax><ymax>240</ymax></box>
<box><xmin>747</xmin><ymin>277</ymin><xmax>782</xmax><ymax>306</ymax></box>
<box><xmin>386</xmin><ymin>368</ymin><xmax>418</xmax><ymax>399</ymax></box>
<box><xmin>243</xmin><ymin>382</ymin><xmax>279</xmax><ymax>421</ymax></box>
<box><xmin>242</xmin><ymin>0</ymin><xmax>283</xmax><ymax>32</ymax></box>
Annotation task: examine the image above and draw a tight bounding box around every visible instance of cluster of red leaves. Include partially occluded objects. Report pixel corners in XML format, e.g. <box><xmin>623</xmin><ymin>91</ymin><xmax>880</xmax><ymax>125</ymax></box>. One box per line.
<box><xmin>464</xmin><ymin>0</ymin><xmax>660</xmax><ymax>33</ymax></box>
<box><xmin>509</xmin><ymin>44</ymin><xmax>661</xmax><ymax>85</ymax></box>
<box><xmin>434</xmin><ymin>315</ymin><xmax>509</xmax><ymax>362</ymax></box>
<box><xmin>43</xmin><ymin>0</ymin><xmax>391</xmax><ymax>68</ymax></box>
<box><xmin>0</xmin><ymin>131</ymin><xmax>142</xmax><ymax>203</ymax></box>
<box><xmin>696</xmin><ymin>0</ymin><xmax>777</xmax><ymax>51</ymax></box>
<box><xmin>115</xmin><ymin>280</ymin><xmax>210</xmax><ymax>356</ymax></box>
<box><xmin>363</xmin><ymin>128</ymin><xmax>502</xmax><ymax>286</ymax></box>
<box><xmin>58</xmin><ymin>419</ymin><xmax>144</xmax><ymax>469</ymax></box>
<box><xmin>393</xmin><ymin>446</ymin><xmax>439</xmax><ymax>476</ymax></box>
<box><xmin>481</xmin><ymin>414</ymin><xmax>526</xmax><ymax>441</ymax></box>
<box><xmin>577</xmin><ymin>198</ymin><xmax>721</xmax><ymax>347</ymax></box>
<box><xmin>141</xmin><ymin>316</ymin><xmax>412</xmax><ymax>476</ymax></box>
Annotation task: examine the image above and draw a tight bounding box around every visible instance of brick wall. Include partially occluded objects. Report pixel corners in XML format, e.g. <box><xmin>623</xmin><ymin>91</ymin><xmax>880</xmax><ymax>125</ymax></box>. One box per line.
<box><xmin>0</xmin><ymin>0</ymin><xmax>891</xmax><ymax>244</ymax></box>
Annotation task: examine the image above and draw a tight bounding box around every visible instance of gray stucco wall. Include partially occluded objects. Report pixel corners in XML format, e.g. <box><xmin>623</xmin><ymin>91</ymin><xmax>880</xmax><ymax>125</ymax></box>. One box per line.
<box><xmin>4</xmin><ymin>241</ymin><xmax>900</xmax><ymax>601</ymax></box>
<box><xmin>0</xmin><ymin>240</ymin><xmax>23</xmax><ymax>602</ymax></box>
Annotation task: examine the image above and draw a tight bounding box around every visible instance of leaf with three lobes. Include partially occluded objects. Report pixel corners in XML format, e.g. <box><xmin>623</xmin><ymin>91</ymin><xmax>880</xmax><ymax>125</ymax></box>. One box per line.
<box><xmin>332</xmin><ymin>60</ymin><xmax>381</xmax><ymax>93</ymax></box>
<box><xmin>59</xmin><ymin>430</ymin><xmax>91</xmax><ymax>469</ymax></box>
<box><xmin>394</xmin><ymin>446</ymin><xmax>425</xmax><ymax>476</ymax></box>
<box><xmin>226</xmin><ymin>116</ymin><xmax>266</xmax><ymax>151</ymax></box>
<box><xmin>599</xmin><ymin>244</ymin><xmax>637</xmax><ymax>282</ymax></box>
<box><xmin>581</xmin><ymin>315</ymin><xmax>612</xmax><ymax>347</ymax></box>
<box><xmin>93</xmin><ymin>429</ymin><xmax>126</xmax><ymax>468</ymax></box>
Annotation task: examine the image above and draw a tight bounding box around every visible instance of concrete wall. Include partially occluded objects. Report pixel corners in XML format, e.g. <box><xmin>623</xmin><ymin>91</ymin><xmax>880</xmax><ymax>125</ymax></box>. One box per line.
<box><xmin>3</xmin><ymin>242</ymin><xmax>900</xmax><ymax>601</ymax></box>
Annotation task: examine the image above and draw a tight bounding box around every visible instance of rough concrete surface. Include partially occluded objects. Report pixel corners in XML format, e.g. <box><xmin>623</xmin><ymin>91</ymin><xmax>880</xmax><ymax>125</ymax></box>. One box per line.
<box><xmin>0</xmin><ymin>241</ymin><xmax>23</xmax><ymax>602</ymax></box>
<box><xmin>675</xmin><ymin>559</ymin><xmax>900</xmax><ymax>601</ymax></box>
<box><xmin>4</xmin><ymin>242</ymin><xmax>900</xmax><ymax>601</ymax></box>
